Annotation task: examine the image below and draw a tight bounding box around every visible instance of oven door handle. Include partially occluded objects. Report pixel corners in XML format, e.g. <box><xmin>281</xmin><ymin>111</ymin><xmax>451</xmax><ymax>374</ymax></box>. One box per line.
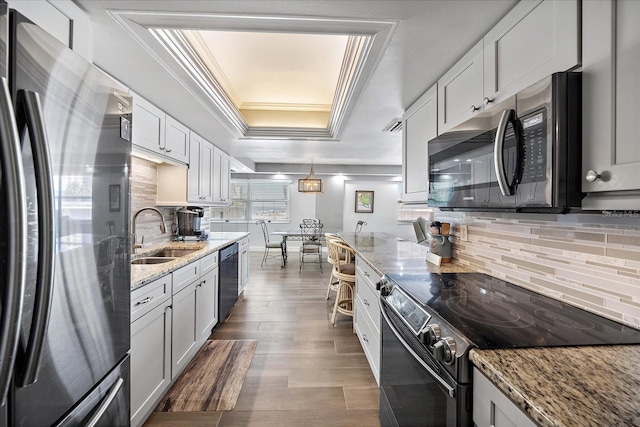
<box><xmin>380</xmin><ymin>301</ymin><xmax>456</xmax><ymax>398</ymax></box>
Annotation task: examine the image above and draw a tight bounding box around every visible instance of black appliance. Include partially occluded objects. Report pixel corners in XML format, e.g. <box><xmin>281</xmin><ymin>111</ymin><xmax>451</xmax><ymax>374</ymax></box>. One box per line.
<box><xmin>218</xmin><ymin>243</ymin><xmax>239</xmax><ymax>322</ymax></box>
<box><xmin>0</xmin><ymin>6</ymin><xmax>131</xmax><ymax>426</ymax></box>
<box><xmin>428</xmin><ymin>72</ymin><xmax>582</xmax><ymax>212</ymax></box>
<box><xmin>378</xmin><ymin>272</ymin><xmax>640</xmax><ymax>426</ymax></box>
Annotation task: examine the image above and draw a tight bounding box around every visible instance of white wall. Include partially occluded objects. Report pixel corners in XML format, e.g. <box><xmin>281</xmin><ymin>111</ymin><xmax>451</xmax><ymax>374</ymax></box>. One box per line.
<box><xmin>343</xmin><ymin>180</ymin><xmax>414</xmax><ymax>240</ymax></box>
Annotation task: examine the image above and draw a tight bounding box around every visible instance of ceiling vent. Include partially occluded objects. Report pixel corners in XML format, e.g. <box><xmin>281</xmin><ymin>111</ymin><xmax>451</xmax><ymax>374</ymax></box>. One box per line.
<box><xmin>383</xmin><ymin>119</ymin><xmax>403</xmax><ymax>133</ymax></box>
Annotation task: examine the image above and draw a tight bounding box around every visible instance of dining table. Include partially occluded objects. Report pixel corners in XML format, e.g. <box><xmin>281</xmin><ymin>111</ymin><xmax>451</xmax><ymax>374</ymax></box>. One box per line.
<box><xmin>270</xmin><ymin>229</ymin><xmax>338</xmax><ymax>267</ymax></box>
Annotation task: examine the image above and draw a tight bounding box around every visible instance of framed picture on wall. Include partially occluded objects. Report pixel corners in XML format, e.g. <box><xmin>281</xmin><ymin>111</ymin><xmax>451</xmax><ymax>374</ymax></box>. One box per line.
<box><xmin>109</xmin><ymin>184</ymin><xmax>121</xmax><ymax>212</ymax></box>
<box><xmin>355</xmin><ymin>190</ymin><xmax>374</xmax><ymax>213</ymax></box>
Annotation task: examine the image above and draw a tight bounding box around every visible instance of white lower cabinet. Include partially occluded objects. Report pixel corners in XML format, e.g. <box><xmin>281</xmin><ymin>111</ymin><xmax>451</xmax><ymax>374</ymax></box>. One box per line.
<box><xmin>238</xmin><ymin>236</ymin><xmax>250</xmax><ymax>295</ymax></box>
<box><xmin>130</xmin><ymin>277</ymin><xmax>172</xmax><ymax>427</ymax></box>
<box><xmin>473</xmin><ymin>368</ymin><xmax>537</xmax><ymax>427</ymax></box>
<box><xmin>171</xmin><ymin>281</ymin><xmax>199</xmax><ymax>380</ymax></box>
<box><xmin>196</xmin><ymin>267</ymin><xmax>218</xmax><ymax>346</ymax></box>
<box><xmin>131</xmin><ymin>250</ymin><xmax>220</xmax><ymax>426</ymax></box>
<box><xmin>353</xmin><ymin>256</ymin><xmax>382</xmax><ymax>385</ymax></box>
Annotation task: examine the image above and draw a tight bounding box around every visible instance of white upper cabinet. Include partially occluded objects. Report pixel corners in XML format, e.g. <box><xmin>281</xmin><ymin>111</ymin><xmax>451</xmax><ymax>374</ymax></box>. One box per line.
<box><xmin>131</xmin><ymin>93</ymin><xmax>189</xmax><ymax>164</ymax></box>
<box><xmin>9</xmin><ymin>0</ymin><xmax>93</xmax><ymax>61</ymax></box>
<box><xmin>132</xmin><ymin>93</ymin><xmax>166</xmax><ymax>156</ymax></box>
<box><xmin>213</xmin><ymin>147</ymin><xmax>231</xmax><ymax>205</ymax></box>
<box><xmin>483</xmin><ymin>0</ymin><xmax>580</xmax><ymax>107</ymax></box>
<box><xmin>582</xmin><ymin>0</ymin><xmax>640</xmax><ymax>210</ymax></box>
<box><xmin>437</xmin><ymin>0</ymin><xmax>580</xmax><ymax>134</ymax></box>
<box><xmin>438</xmin><ymin>41</ymin><xmax>484</xmax><ymax>134</ymax></box>
<box><xmin>164</xmin><ymin>115</ymin><xmax>190</xmax><ymax>164</ymax></box>
<box><xmin>188</xmin><ymin>132</ymin><xmax>214</xmax><ymax>204</ymax></box>
<box><xmin>402</xmin><ymin>84</ymin><xmax>437</xmax><ymax>203</ymax></box>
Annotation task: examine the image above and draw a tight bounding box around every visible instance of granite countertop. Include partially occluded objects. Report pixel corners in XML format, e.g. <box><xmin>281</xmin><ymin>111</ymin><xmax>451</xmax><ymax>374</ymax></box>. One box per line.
<box><xmin>131</xmin><ymin>232</ymin><xmax>249</xmax><ymax>291</ymax></box>
<box><xmin>470</xmin><ymin>346</ymin><xmax>640</xmax><ymax>427</ymax></box>
<box><xmin>338</xmin><ymin>231</ymin><xmax>472</xmax><ymax>276</ymax></box>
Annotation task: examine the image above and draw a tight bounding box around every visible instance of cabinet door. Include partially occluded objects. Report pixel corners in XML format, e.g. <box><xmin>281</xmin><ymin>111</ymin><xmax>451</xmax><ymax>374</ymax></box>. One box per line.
<box><xmin>200</xmin><ymin>139</ymin><xmax>215</xmax><ymax>203</ymax></box>
<box><xmin>473</xmin><ymin>368</ymin><xmax>536</xmax><ymax>427</ymax></box>
<box><xmin>437</xmin><ymin>40</ymin><xmax>484</xmax><ymax>134</ymax></box>
<box><xmin>131</xmin><ymin>299</ymin><xmax>172</xmax><ymax>427</ymax></box>
<box><xmin>483</xmin><ymin>0</ymin><xmax>580</xmax><ymax>107</ymax></box>
<box><xmin>582</xmin><ymin>0</ymin><xmax>640</xmax><ymax>210</ymax></box>
<box><xmin>165</xmin><ymin>115</ymin><xmax>190</xmax><ymax>164</ymax></box>
<box><xmin>402</xmin><ymin>84</ymin><xmax>437</xmax><ymax>203</ymax></box>
<box><xmin>213</xmin><ymin>148</ymin><xmax>231</xmax><ymax>204</ymax></box>
<box><xmin>196</xmin><ymin>268</ymin><xmax>218</xmax><ymax>345</ymax></box>
<box><xmin>220</xmin><ymin>153</ymin><xmax>230</xmax><ymax>202</ymax></box>
<box><xmin>187</xmin><ymin>132</ymin><xmax>202</xmax><ymax>203</ymax></box>
<box><xmin>171</xmin><ymin>282</ymin><xmax>198</xmax><ymax>379</ymax></box>
<box><xmin>239</xmin><ymin>239</ymin><xmax>249</xmax><ymax>295</ymax></box>
<box><xmin>132</xmin><ymin>93</ymin><xmax>165</xmax><ymax>155</ymax></box>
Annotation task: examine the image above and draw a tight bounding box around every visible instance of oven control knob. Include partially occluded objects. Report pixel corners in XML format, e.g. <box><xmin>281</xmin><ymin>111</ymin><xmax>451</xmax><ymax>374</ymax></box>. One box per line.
<box><xmin>440</xmin><ymin>337</ymin><xmax>457</xmax><ymax>365</ymax></box>
<box><xmin>434</xmin><ymin>337</ymin><xmax>457</xmax><ymax>365</ymax></box>
<box><xmin>423</xmin><ymin>325</ymin><xmax>441</xmax><ymax>346</ymax></box>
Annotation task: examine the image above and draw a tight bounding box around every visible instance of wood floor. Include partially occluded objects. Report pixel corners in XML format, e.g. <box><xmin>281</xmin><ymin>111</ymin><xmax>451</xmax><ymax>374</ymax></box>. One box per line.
<box><xmin>144</xmin><ymin>252</ymin><xmax>381</xmax><ymax>427</ymax></box>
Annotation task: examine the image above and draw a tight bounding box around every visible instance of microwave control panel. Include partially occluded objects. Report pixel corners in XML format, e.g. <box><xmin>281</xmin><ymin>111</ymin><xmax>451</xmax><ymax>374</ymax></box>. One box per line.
<box><xmin>520</xmin><ymin>109</ymin><xmax>547</xmax><ymax>184</ymax></box>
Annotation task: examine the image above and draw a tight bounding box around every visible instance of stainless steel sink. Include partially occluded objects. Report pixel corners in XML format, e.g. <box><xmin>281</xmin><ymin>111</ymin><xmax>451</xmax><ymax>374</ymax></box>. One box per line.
<box><xmin>131</xmin><ymin>257</ymin><xmax>177</xmax><ymax>265</ymax></box>
<box><xmin>148</xmin><ymin>248</ymin><xmax>200</xmax><ymax>258</ymax></box>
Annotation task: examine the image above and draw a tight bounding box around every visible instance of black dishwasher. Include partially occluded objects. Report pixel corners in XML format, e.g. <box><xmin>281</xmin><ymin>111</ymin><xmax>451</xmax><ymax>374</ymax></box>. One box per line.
<box><xmin>219</xmin><ymin>243</ymin><xmax>239</xmax><ymax>322</ymax></box>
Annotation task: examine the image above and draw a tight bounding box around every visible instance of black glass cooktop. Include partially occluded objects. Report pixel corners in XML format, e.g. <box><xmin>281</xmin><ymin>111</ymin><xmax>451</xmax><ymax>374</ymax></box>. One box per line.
<box><xmin>385</xmin><ymin>272</ymin><xmax>640</xmax><ymax>349</ymax></box>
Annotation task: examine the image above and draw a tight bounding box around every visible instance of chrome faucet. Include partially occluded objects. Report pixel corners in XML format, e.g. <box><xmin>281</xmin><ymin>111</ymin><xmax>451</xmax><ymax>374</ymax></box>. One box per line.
<box><xmin>132</xmin><ymin>207</ymin><xmax>167</xmax><ymax>251</ymax></box>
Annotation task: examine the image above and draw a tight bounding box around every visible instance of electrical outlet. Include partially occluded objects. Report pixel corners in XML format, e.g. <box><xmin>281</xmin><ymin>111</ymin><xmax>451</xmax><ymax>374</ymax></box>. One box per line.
<box><xmin>459</xmin><ymin>224</ymin><xmax>468</xmax><ymax>242</ymax></box>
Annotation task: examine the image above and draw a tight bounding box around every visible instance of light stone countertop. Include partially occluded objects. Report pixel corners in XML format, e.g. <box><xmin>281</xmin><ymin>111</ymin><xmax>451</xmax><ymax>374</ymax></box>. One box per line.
<box><xmin>131</xmin><ymin>232</ymin><xmax>249</xmax><ymax>291</ymax></box>
<box><xmin>470</xmin><ymin>346</ymin><xmax>640</xmax><ymax>427</ymax></box>
<box><xmin>338</xmin><ymin>231</ymin><xmax>472</xmax><ymax>276</ymax></box>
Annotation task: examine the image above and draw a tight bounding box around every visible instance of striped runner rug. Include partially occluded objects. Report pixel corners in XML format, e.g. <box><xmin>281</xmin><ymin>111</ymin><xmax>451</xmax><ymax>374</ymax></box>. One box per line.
<box><xmin>155</xmin><ymin>339</ymin><xmax>257</xmax><ymax>412</ymax></box>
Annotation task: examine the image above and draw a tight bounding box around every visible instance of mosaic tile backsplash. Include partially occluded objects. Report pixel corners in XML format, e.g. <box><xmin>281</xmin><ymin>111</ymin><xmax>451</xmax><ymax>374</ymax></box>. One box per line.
<box><xmin>131</xmin><ymin>157</ymin><xmax>210</xmax><ymax>248</ymax></box>
<box><xmin>435</xmin><ymin>211</ymin><xmax>640</xmax><ymax>329</ymax></box>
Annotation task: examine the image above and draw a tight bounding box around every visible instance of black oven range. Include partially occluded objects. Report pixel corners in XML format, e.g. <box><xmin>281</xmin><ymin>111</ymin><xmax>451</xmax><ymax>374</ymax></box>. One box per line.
<box><xmin>377</xmin><ymin>272</ymin><xmax>640</xmax><ymax>427</ymax></box>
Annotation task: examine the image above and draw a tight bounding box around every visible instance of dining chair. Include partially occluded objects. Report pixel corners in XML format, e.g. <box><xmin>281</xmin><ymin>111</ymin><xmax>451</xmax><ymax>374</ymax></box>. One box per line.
<box><xmin>256</xmin><ymin>220</ymin><xmax>286</xmax><ymax>267</ymax></box>
<box><xmin>299</xmin><ymin>221</ymin><xmax>323</xmax><ymax>272</ymax></box>
<box><xmin>328</xmin><ymin>239</ymin><xmax>356</xmax><ymax>325</ymax></box>
<box><xmin>355</xmin><ymin>220</ymin><xmax>367</xmax><ymax>232</ymax></box>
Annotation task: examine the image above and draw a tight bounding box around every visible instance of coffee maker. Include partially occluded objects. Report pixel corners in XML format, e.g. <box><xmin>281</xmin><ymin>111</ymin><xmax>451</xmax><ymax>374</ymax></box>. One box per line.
<box><xmin>174</xmin><ymin>206</ymin><xmax>207</xmax><ymax>240</ymax></box>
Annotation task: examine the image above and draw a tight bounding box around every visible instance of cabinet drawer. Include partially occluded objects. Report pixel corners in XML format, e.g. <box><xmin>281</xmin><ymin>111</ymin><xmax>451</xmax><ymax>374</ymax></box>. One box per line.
<box><xmin>172</xmin><ymin>260</ymin><xmax>200</xmax><ymax>295</ymax></box>
<box><xmin>239</xmin><ymin>237</ymin><xmax>249</xmax><ymax>249</ymax></box>
<box><xmin>356</xmin><ymin>271</ymin><xmax>381</xmax><ymax>333</ymax></box>
<box><xmin>356</xmin><ymin>256</ymin><xmax>382</xmax><ymax>292</ymax></box>
<box><xmin>131</xmin><ymin>275</ymin><xmax>171</xmax><ymax>322</ymax></box>
<box><xmin>200</xmin><ymin>251</ymin><xmax>218</xmax><ymax>275</ymax></box>
<box><xmin>354</xmin><ymin>297</ymin><xmax>380</xmax><ymax>385</ymax></box>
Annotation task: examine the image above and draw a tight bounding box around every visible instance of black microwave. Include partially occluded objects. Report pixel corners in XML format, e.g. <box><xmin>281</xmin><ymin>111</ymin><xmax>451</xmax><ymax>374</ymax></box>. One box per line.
<box><xmin>428</xmin><ymin>72</ymin><xmax>583</xmax><ymax>212</ymax></box>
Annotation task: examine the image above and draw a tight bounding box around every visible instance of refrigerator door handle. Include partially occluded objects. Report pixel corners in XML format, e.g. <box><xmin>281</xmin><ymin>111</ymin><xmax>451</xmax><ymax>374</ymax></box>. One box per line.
<box><xmin>85</xmin><ymin>377</ymin><xmax>124</xmax><ymax>427</ymax></box>
<box><xmin>14</xmin><ymin>89</ymin><xmax>56</xmax><ymax>387</ymax></box>
<box><xmin>0</xmin><ymin>77</ymin><xmax>27</xmax><ymax>404</ymax></box>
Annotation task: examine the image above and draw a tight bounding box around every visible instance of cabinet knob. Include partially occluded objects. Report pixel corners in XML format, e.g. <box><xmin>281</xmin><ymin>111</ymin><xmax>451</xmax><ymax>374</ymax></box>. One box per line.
<box><xmin>470</xmin><ymin>104</ymin><xmax>481</xmax><ymax>113</ymax></box>
<box><xmin>585</xmin><ymin>170</ymin><xmax>601</xmax><ymax>182</ymax></box>
<box><xmin>165</xmin><ymin>148</ymin><xmax>172</xmax><ymax>153</ymax></box>
<box><xmin>483</xmin><ymin>97</ymin><xmax>494</xmax><ymax>105</ymax></box>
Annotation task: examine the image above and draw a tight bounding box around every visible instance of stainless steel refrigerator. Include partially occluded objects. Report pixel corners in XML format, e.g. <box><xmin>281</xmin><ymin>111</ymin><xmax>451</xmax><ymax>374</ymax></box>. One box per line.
<box><xmin>0</xmin><ymin>4</ymin><xmax>131</xmax><ymax>426</ymax></box>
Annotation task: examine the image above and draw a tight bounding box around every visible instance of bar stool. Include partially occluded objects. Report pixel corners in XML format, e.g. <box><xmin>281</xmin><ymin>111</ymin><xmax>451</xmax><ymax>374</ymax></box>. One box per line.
<box><xmin>329</xmin><ymin>239</ymin><xmax>356</xmax><ymax>325</ymax></box>
<box><xmin>325</xmin><ymin>233</ymin><xmax>347</xmax><ymax>299</ymax></box>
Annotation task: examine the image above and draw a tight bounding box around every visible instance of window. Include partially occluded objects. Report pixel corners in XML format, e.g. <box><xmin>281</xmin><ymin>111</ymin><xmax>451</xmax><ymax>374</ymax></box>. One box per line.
<box><xmin>212</xmin><ymin>179</ymin><xmax>291</xmax><ymax>222</ymax></box>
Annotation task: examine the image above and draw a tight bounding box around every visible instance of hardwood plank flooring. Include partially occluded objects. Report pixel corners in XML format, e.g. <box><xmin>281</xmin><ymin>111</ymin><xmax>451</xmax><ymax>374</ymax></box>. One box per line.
<box><xmin>144</xmin><ymin>252</ymin><xmax>380</xmax><ymax>427</ymax></box>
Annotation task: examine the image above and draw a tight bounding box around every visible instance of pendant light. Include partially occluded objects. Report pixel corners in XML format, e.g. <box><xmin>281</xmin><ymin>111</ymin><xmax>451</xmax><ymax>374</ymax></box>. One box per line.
<box><xmin>298</xmin><ymin>159</ymin><xmax>324</xmax><ymax>193</ymax></box>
